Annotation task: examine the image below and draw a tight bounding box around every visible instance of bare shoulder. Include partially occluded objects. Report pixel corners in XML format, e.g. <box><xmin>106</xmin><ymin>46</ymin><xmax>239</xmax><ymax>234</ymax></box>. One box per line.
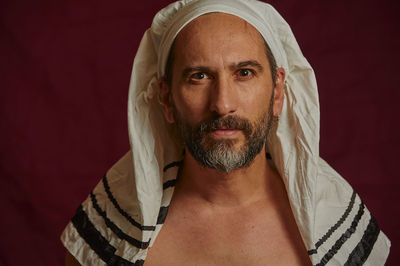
<box><xmin>65</xmin><ymin>251</ymin><xmax>81</xmax><ymax>266</ymax></box>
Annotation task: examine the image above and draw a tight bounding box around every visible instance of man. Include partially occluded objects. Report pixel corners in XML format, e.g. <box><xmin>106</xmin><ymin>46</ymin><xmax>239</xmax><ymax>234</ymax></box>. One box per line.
<box><xmin>62</xmin><ymin>0</ymin><xmax>390</xmax><ymax>265</ymax></box>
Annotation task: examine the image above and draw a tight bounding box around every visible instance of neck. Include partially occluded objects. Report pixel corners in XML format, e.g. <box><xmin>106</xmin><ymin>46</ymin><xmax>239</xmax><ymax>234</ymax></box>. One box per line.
<box><xmin>174</xmin><ymin>146</ymin><xmax>282</xmax><ymax>208</ymax></box>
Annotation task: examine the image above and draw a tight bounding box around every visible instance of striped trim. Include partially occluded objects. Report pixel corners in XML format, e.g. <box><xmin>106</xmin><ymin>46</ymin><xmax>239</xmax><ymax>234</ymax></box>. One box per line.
<box><xmin>162</xmin><ymin>161</ymin><xmax>180</xmax><ymax>189</ymax></box>
<box><xmin>72</xmin><ymin>205</ymin><xmax>143</xmax><ymax>265</ymax></box>
<box><xmin>102</xmin><ymin>175</ymin><xmax>156</xmax><ymax>231</ymax></box>
<box><xmin>157</xmin><ymin>206</ymin><xmax>169</xmax><ymax>224</ymax></box>
<box><xmin>163</xmin><ymin>179</ymin><xmax>177</xmax><ymax>190</ymax></box>
<box><xmin>315</xmin><ymin>201</ymin><xmax>365</xmax><ymax>266</ymax></box>
<box><xmin>308</xmin><ymin>191</ymin><xmax>357</xmax><ymax>255</ymax></box>
<box><xmin>163</xmin><ymin>161</ymin><xmax>182</xmax><ymax>172</ymax></box>
<box><xmin>90</xmin><ymin>192</ymin><xmax>150</xmax><ymax>249</ymax></box>
<box><xmin>344</xmin><ymin>216</ymin><xmax>380</xmax><ymax>266</ymax></box>
<box><xmin>156</xmin><ymin>161</ymin><xmax>180</xmax><ymax>226</ymax></box>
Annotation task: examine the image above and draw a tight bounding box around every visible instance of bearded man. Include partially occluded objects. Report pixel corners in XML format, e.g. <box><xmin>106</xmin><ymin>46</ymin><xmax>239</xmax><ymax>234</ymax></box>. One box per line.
<box><xmin>62</xmin><ymin>0</ymin><xmax>390</xmax><ymax>265</ymax></box>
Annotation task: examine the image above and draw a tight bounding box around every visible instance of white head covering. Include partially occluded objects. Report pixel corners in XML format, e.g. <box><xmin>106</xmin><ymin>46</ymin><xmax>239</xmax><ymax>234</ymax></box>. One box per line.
<box><xmin>128</xmin><ymin>0</ymin><xmax>319</xmax><ymax>249</ymax></box>
<box><xmin>61</xmin><ymin>0</ymin><xmax>390</xmax><ymax>265</ymax></box>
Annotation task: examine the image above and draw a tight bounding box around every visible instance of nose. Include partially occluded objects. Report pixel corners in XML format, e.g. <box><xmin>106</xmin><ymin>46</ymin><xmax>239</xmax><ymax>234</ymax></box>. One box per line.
<box><xmin>209</xmin><ymin>75</ymin><xmax>238</xmax><ymax>116</ymax></box>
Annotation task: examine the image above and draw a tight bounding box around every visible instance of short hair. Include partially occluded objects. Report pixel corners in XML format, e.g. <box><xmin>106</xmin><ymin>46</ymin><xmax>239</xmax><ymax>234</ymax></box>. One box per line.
<box><xmin>164</xmin><ymin>38</ymin><xmax>278</xmax><ymax>87</ymax></box>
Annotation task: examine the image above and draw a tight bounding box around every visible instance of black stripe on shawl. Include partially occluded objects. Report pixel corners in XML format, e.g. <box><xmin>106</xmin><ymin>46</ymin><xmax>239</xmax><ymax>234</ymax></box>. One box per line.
<box><xmin>133</xmin><ymin>260</ymin><xmax>145</xmax><ymax>266</ymax></box>
<box><xmin>72</xmin><ymin>205</ymin><xmax>144</xmax><ymax>266</ymax></box>
<box><xmin>162</xmin><ymin>160</ymin><xmax>182</xmax><ymax>189</ymax></box>
<box><xmin>163</xmin><ymin>179</ymin><xmax>177</xmax><ymax>190</ymax></box>
<box><xmin>102</xmin><ymin>175</ymin><xmax>156</xmax><ymax>231</ymax></box>
<box><xmin>163</xmin><ymin>161</ymin><xmax>182</xmax><ymax>172</ymax></box>
<box><xmin>90</xmin><ymin>192</ymin><xmax>150</xmax><ymax>249</ymax></box>
<box><xmin>308</xmin><ymin>191</ymin><xmax>357</xmax><ymax>255</ymax></box>
<box><xmin>314</xmin><ymin>201</ymin><xmax>365</xmax><ymax>266</ymax></box>
<box><xmin>343</xmin><ymin>216</ymin><xmax>380</xmax><ymax>266</ymax></box>
<box><xmin>156</xmin><ymin>206</ymin><xmax>169</xmax><ymax>224</ymax></box>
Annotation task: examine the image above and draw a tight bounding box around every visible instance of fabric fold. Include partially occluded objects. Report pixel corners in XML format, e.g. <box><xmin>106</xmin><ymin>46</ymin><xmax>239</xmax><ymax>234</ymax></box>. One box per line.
<box><xmin>61</xmin><ymin>1</ymin><xmax>390</xmax><ymax>265</ymax></box>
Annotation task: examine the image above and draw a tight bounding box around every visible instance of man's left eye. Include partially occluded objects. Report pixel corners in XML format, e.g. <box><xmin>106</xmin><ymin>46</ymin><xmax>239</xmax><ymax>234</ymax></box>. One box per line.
<box><xmin>239</xmin><ymin>69</ymin><xmax>250</xmax><ymax>76</ymax></box>
<box><xmin>237</xmin><ymin>69</ymin><xmax>254</xmax><ymax>78</ymax></box>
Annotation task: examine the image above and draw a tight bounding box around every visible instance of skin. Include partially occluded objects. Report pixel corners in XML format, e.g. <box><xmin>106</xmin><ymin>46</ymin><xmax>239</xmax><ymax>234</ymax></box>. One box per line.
<box><xmin>147</xmin><ymin>13</ymin><xmax>312</xmax><ymax>266</ymax></box>
<box><xmin>65</xmin><ymin>12</ymin><xmax>311</xmax><ymax>266</ymax></box>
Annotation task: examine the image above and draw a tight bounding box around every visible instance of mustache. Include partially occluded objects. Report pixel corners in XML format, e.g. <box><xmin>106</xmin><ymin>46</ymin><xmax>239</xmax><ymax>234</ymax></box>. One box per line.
<box><xmin>197</xmin><ymin>115</ymin><xmax>253</xmax><ymax>136</ymax></box>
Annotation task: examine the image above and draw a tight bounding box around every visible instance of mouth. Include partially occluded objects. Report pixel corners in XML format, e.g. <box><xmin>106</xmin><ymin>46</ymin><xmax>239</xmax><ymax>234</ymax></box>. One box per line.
<box><xmin>210</xmin><ymin>127</ymin><xmax>241</xmax><ymax>138</ymax></box>
<box><xmin>197</xmin><ymin>115</ymin><xmax>251</xmax><ymax>139</ymax></box>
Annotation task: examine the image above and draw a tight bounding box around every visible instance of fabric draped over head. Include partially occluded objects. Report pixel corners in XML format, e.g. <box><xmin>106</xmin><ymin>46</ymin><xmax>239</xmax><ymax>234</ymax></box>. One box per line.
<box><xmin>128</xmin><ymin>0</ymin><xmax>319</xmax><ymax>247</ymax></box>
<box><xmin>61</xmin><ymin>0</ymin><xmax>390</xmax><ymax>264</ymax></box>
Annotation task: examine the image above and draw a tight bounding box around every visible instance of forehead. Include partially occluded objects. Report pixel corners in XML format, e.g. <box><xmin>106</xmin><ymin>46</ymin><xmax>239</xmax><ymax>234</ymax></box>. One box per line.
<box><xmin>172</xmin><ymin>13</ymin><xmax>266</xmax><ymax>63</ymax></box>
<box><xmin>180</xmin><ymin>12</ymin><xmax>259</xmax><ymax>37</ymax></box>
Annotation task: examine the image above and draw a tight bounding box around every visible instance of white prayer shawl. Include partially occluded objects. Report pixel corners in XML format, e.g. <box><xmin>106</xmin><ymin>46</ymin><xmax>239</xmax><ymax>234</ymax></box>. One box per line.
<box><xmin>61</xmin><ymin>0</ymin><xmax>391</xmax><ymax>265</ymax></box>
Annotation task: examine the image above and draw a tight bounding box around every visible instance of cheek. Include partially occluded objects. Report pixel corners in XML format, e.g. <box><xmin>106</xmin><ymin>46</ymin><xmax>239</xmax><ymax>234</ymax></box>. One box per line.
<box><xmin>173</xmin><ymin>86</ymin><xmax>210</xmax><ymax>119</ymax></box>
<box><xmin>238</xmin><ymin>84</ymin><xmax>273</xmax><ymax>113</ymax></box>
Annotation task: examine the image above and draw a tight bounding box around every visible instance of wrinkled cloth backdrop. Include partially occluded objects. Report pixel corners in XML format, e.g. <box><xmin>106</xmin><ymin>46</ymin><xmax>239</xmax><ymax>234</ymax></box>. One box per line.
<box><xmin>1</xmin><ymin>0</ymin><xmax>399</xmax><ymax>265</ymax></box>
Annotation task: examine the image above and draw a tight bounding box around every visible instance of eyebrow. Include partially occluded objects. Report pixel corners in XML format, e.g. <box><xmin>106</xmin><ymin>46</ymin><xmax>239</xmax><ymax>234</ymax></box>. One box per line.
<box><xmin>232</xmin><ymin>60</ymin><xmax>264</xmax><ymax>72</ymax></box>
<box><xmin>181</xmin><ymin>60</ymin><xmax>264</xmax><ymax>78</ymax></box>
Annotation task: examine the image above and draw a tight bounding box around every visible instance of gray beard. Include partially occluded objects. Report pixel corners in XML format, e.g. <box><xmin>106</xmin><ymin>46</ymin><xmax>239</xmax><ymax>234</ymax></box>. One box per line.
<box><xmin>174</xmin><ymin>99</ymin><xmax>274</xmax><ymax>173</ymax></box>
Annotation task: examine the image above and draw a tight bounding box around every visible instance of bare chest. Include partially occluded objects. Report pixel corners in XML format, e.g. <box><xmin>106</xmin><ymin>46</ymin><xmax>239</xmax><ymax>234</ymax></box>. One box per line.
<box><xmin>144</xmin><ymin>208</ymin><xmax>311</xmax><ymax>266</ymax></box>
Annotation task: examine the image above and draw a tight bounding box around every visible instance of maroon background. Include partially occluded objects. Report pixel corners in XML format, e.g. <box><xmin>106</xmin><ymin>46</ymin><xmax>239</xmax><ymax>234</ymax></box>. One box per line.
<box><xmin>1</xmin><ymin>0</ymin><xmax>399</xmax><ymax>265</ymax></box>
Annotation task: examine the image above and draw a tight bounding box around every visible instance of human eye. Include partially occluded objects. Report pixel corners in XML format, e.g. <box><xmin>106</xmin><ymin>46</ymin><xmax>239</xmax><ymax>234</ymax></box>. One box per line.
<box><xmin>236</xmin><ymin>69</ymin><xmax>255</xmax><ymax>80</ymax></box>
<box><xmin>188</xmin><ymin>72</ymin><xmax>209</xmax><ymax>84</ymax></box>
<box><xmin>191</xmin><ymin>72</ymin><xmax>206</xmax><ymax>80</ymax></box>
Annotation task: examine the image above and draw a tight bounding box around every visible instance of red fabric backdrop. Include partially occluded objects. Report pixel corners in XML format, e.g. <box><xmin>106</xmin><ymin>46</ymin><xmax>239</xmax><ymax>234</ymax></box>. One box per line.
<box><xmin>1</xmin><ymin>0</ymin><xmax>399</xmax><ymax>265</ymax></box>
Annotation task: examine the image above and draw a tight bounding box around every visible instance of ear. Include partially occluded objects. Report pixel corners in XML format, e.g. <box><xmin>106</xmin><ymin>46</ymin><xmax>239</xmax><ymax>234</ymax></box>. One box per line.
<box><xmin>159</xmin><ymin>77</ymin><xmax>175</xmax><ymax>123</ymax></box>
<box><xmin>272</xmin><ymin>67</ymin><xmax>285</xmax><ymax>117</ymax></box>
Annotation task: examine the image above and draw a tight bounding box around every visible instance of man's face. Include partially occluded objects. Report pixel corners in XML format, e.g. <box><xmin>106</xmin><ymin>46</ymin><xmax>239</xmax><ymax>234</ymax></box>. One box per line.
<box><xmin>162</xmin><ymin>13</ymin><xmax>282</xmax><ymax>173</ymax></box>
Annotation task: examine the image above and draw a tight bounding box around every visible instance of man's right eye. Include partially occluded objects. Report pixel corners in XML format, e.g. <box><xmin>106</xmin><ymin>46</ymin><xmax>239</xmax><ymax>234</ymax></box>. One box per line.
<box><xmin>190</xmin><ymin>72</ymin><xmax>206</xmax><ymax>80</ymax></box>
